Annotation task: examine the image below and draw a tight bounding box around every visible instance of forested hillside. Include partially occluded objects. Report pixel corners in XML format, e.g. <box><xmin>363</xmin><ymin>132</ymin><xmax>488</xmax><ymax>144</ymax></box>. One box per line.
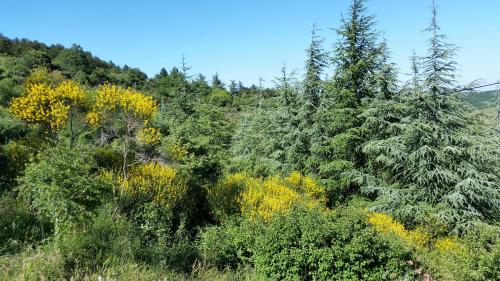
<box><xmin>0</xmin><ymin>0</ymin><xmax>498</xmax><ymax>280</ymax></box>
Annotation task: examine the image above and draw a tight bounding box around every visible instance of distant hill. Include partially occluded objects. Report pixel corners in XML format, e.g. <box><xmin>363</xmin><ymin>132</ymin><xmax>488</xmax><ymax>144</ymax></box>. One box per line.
<box><xmin>0</xmin><ymin>34</ymin><xmax>148</xmax><ymax>88</ymax></box>
<box><xmin>462</xmin><ymin>90</ymin><xmax>498</xmax><ymax>109</ymax></box>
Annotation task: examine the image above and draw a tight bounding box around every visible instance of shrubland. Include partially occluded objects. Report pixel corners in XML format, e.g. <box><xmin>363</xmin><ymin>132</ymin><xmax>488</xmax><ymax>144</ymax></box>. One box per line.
<box><xmin>0</xmin><ymin>0</ymin><xmax>498</xmax><ymax>280</ymax></box>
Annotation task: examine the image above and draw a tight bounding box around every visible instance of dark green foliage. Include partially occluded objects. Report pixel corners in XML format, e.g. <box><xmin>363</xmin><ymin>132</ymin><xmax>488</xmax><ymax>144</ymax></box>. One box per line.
<box><xmin>0</xmin><ymin>195</ymin><xmax>51</xmax><ymax>254</ymax></box>
<box><xmin>288</xmin><ymin>24</ymin><xmax>328</xmax><ymax>173</ymax></box>
<box><xmin>362</xmin><ymin>93</ymin><xmax>500</xmax><ymax>232</ymax></box>
<box><xmin>0</xmin><ymin>36</ymin><xmax>146</xmax><ymax>87</ymax></box>
<box><xmin>18</xmin><ymin>146</ymin><xmax>113</xmax><ymax>230</ymax></box>
<box><xmin>254</xmin><ymin>207</ymin><xmax>415</xmax><ymax>280</ymax></box>
<box><xmin>197</xmin><ymin>218</ymin><xmax>257</xmax><ymax>270</ymax></box>
<box><xmin>57</xmin><ymin>206</ymin><xmax>140</xmax><ymax>274</ymax></box>
<box><xmin>360</xmin><ymin>2</ymin><xmax>499</xmax><ymax>233</ymax></box>
<box><xmin>0</xmin><ymin>78</ymin><xmax>21</xmax><ymax>106</ymax></box>
<box><xmin>332</xmin><ymin>0</ymin><xmax>381</xmax><ymax>103</ymax></box>
<box><xmin>311</xmin><ymin>0</ymin><xmax>382</xmax><ymax>204</ymax></box>
<box><xmin>229</xmin><ymin>97</ymin><xmax>284</xmax><ymax>176</ymax></box>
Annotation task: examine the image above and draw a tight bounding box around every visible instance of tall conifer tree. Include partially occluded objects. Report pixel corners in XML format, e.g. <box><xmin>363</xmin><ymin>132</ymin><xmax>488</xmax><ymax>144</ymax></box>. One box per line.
<box><xmin>289</xmin><ymin>24</ymin><xmax>327</xmax><ymax>172</ymax></box>
<box><xmin>312</xmin><ymin>0</ymin><xmax>382</xmax><ymax>203</ymax></box>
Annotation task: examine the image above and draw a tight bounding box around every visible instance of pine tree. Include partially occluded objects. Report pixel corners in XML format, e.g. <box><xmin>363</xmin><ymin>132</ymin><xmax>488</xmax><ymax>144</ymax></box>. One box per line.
<box><xmin>229</xmin><ymin>80</ymin><xmax>238</xmax><ymax>96</ymax></box>
<box><xmin>212</xmin><ymin>73</ymin><xmax>224</xmax><ymax>89</ymax></box>
<box><xmin>288</xmin><ymin>24</ymin><xmax>327</xmax><ymax>173</ymax></box>
<box><xmin>333</xmin><ymin>0</ymin><xmax>381</xmax><ymax>104</ymax></box>
<box><xmin>311</xmin><ymin>0</ymin><xmax>382</xmax><ymax>204</ymax></box>
<box><xmin>303</xmin><ymin>23</ymin><xmax>328</xmax><ymax>124</ymax></box>
<box><xmin>361</xmin><ymin>0</ymin><xmax>500</xmax><ymax>233</ymax></box>
<box><xmin>374</xmin><ymin>37</ymin><xmax>398</xmax><ymax>99</ymax></box>
<box><xmin>423</xmin><ymin>0</ymin><xmax>458</xmax><ymax>97</ymax></box>
<box><xmin>273</xmin><ymin>64</ymin><xmax>299</xmax><ymax>172</ymax></box>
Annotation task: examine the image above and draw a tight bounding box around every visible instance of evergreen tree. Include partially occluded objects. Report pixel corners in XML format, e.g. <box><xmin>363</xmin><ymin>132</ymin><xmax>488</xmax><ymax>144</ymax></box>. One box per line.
<box><xmin>303</xmin><ymin>23</ymin><xmax>328</xmax><ymax>123</ymax></box>
<box><xmin>409</xmin><ymin>49</ymin><xmax>423</xmax><ymax>94</ymax></box>
<box><xmin>157</xmin><ymin>67</ymin><xmax>169</xmax><ymax>78</ymax></box>
<box><xmin>212</xmin><ymin>73</ymin><xmax>224</xmax><ymax>89</ymax></box>
<box><xmin>273</xmin><ymin>64</ymin><xmax>299</xmax><ymax>172</ymax></box>
<box><xmin>423</xmin><ymin>0</ymin><xmax>458</xmax><ymax>97</ymax></box>
<box><xmin>333</xmin><ymin>0</ymin><xmax>381</xmax><ymax>104</ymax></box>
<box><xmin>374</xmin><ymin>37</ymin><xmax>398</xmax><ymax>99</ymax></box>
<box><xmin>312</xmin><ymin>0</ymin><xmax>382</xmax><ymax>203</ymax></box>
<box><xmin>229</xmin><ymin>80</ymin><xmax>238</xmax><ymax>96</ymax></box>
<box><xmin>361</xmin><ymin>1</ymin><xmax>500</xmax><ymax>233</ymax></box>
<box><xmin>288</xmin><ymin>24</ymin><xmax>327</xmax><ymax>173</ymax></box>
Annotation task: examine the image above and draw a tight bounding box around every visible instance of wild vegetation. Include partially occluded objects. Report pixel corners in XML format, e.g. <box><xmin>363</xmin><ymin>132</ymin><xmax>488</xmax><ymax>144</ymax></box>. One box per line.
<box><xmin>0</xmin><ymin>0</ymin><xmax>498</xmax><ymax>280</ymax></box>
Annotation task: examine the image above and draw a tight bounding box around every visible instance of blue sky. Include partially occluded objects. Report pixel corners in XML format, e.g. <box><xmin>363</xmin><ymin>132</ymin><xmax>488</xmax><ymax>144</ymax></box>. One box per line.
<box><xmin>1</xmin><ymin>0</ymin><xmax>499</xmax><ymax>87</ymax></box>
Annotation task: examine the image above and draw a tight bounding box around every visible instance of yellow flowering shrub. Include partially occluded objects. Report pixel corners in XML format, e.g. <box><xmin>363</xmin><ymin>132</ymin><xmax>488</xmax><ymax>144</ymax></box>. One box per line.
<box><xmin>209</xmin><ymin>172</ymin><xmax>326</xmax><ymax>221</ymax></box>
<box><xmin>284</xmin><ymin>171</ymin><xmax>327</xmax><ymax>205</ymax></box>
<box><xmin>367</xmin><ymin>212</ymin><xmax>430</xmax><ymax>248</ymax></box>
<box><xmin>11</xmin><ymin>80</ymin><xmax>85</xmax><ymax>131</ymax></box>
<box><xmin>121</xmin><ymin>162</ymin><xmax>186</xmax><ymax>208</ymax></box>
<box><xmin>434</xmin><ymin>237</ymin><xmax>466</xmax><ymax>255</ymax></box>
<box><xmin>87</xmin><ymin>83</ymin><xmax>158</xmax><ymax>126</ymax></box>
<box><xmin>23</xmin><ymin>68</ymin><xmax>65</xmax><ymax>88</ymax></box>
<box><xmin>208</xmin><ymin>173</ymin><xmax>252</xmax><ymax>220</ymax></box>
<box><xmin>240</xmin><ymin>176</ymin><xmax>301</xmax><ymax>220</ymax></box>
<box><xmin>137</xmin><ymin>127</ymin><xmax>162</xmax><ymax>145</ymax></box>
<box><xmin>367</xmin><ymin>212</ymin><xmax>470</xmax><ymax>258</ymax></box>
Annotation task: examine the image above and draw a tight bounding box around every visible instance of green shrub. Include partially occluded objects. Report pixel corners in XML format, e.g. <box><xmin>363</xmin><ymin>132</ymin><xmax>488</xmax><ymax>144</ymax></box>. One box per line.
<box><xmin>198</xmin><ymin>217</ymin><xmax>257</xmax><ymax>270</ymax></box>
<box><xmin>0</xmin><ymin>195</ymin><xmax>51</xmax><ymax>254</ymax></box>
<box><xmin>18</xmin><ymin>146</ymin><xmax>112</xmax><ymax>232</ymax></box>
<box><xmin>57</xmin><ymin>205</ymin><xmax>140</xmax><ymax>274</ymax></box>
<box><xmin>127</xmin><ymin>200</ymin><xmax>198</xmax><ymax>272</ymax></box>
<box><xmin>0</xmin><ymin>246</ymin><xmax>65</xmax><ymax>281</ymax></box>
<box><xmin>420</xmin><ymin>223</ymin><xmax>500</xmax><ymax>281</ymax></box>
<box><xmin>253</xmin><ymin>207</ymin><xmax>416</xmax><ymax>281</ymax></box>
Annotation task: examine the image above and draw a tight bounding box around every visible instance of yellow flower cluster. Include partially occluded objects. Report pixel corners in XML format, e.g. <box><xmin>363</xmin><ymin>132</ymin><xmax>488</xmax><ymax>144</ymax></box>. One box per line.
<box><xmin>240</xmin><ymin>176</ymin><xmax>302</xmax><ymax>220</ymax></box>
<box><xmin>434</xmin><ymin>236</ymin><xmax>466</xmax><ymax>255</ymax></box>
<box><xmin>367</xmin><ymin>212</ymin><xmax>430</xmax><ymax>248</ymax></box>
<box><xmin>137</xmin><ymin>127</ymin><xmax>162</xmax><ymax>145</ymax></box>
<box><xmin>87</xmin><ymin>84</ymin><xmax>158</xmax><ymax>126</ymax></box>
<box><xmin>23</xmin><ymin>68</ymin><xmax>65</xmax><ymax>88</ymax></box>
<box><xmin>210</xmin><ymin>172</ymin><xmax>326</xmax><ymax>221</ymax></box>
<box><xmin>11</xmin><ymin>81</ymin><xmax>84</xmax><ymax>130</ymax></box>
<box><xmin>122</xmin><ymin>162</ymin><xmax>186</xmax><ymax>208</ymax></box>
<box><xmin>285</xmin><ymin>171</ymin><xmax>327</xmax><ymax>205</ymax></box>
<box><xmin>367</xmin><ymin>212</ymin><xmax>469</xmax><ymax>256</ymax></box>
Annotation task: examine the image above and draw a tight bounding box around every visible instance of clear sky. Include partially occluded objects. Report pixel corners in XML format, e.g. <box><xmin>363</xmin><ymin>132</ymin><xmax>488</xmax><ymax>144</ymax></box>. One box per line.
<box><xmin>1</xmin><ymin>0</ymin><xmax>499</xmax><ymax>88</ymax></box>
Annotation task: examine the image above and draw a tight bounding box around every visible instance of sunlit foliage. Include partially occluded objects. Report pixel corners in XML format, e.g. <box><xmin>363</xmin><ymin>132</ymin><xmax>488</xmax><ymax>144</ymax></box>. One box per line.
<box><xmin>121</xmin><ymin>162</ymin><xmax>186</xmax><ymax>208</ymax></box>
<box><xmin>87</xmin><ymin>83</ymin><xmax>158</xmax><ymax>127</ymax></box>
<box><xmin>209</xmin><ymin>172</ymin><xmax>326</xmax><ymax>221</ymax></box>
<box><xmin>11</xmin><ymin>80</ymin><xmax>84</xmax><ymax>131</ymax></box>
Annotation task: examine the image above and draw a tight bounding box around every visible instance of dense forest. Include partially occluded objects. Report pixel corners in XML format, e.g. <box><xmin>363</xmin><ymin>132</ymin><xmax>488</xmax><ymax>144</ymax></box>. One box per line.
<box><xmin>0</xmin><ymin>0</ymin><xmax>499</xmax><ymax>280</ymax></box>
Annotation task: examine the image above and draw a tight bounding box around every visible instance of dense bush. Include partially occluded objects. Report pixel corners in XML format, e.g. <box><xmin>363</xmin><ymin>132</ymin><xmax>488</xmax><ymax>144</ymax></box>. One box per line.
<box><xmin>420</xmin><ymin>223</ymin><xmax>500</xmax><ymax>281</ymax></box>
<box><xmin>253</xmin><ymin>207</ymin><xmax>416</xmax><ymax>281</ymax></box>
<box><xmin>128</xmin><ymin>200</ymin><xmax>198</xmax><ymax>272</ymax></box>
<box><xmin>208</xmin><ymin>172</ymin><xmax>326</xmax><ymax>221</ymax></box>
<box><xmin>0</xmin><ymin>195</ymin><xmax>51</xmax><ymax>254</ymax></box>
<box><xmin>18</xmin><ymin>146</ymin><xmax>112</xmax><ymax>231</ymax></box>
<box><xmin>57</xmin><ymin>206</ymin><xmax>140</xmax><ymax>275</ymax></box>
<box><xmin>199</xmin><ymin>207</ymin><xmax>417</xmax><ymax>280</ymax></box>
<box><xmin>197</xmin><ymin>217</ymin><xmax>257</xmax><ymax>270</ymax></box>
